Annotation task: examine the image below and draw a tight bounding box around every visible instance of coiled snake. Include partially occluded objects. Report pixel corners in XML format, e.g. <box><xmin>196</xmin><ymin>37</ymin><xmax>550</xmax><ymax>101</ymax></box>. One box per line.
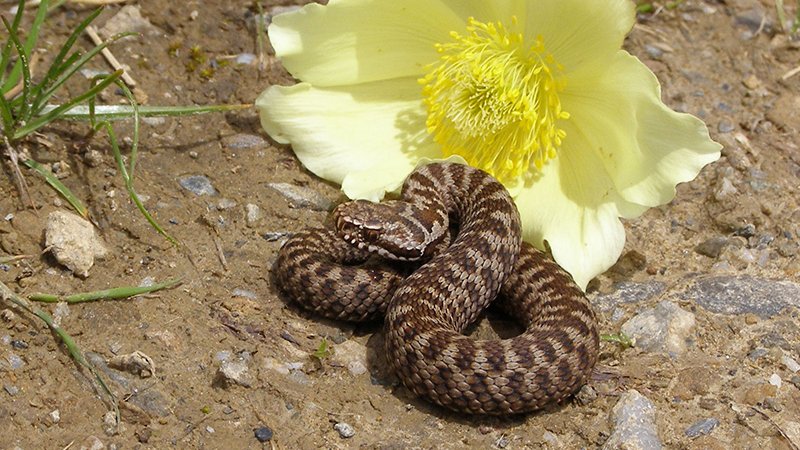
<box><xmin>274</xmin><ymin>162</ymin><xmax>598</xmax><ymax>414</ymax></box>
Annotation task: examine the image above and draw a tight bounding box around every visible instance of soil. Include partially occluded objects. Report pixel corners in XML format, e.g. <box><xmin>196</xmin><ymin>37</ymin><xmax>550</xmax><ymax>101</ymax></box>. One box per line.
<box><xmin>1</xmin><ymin>0</ymin><xmax>799</xmax><ymax>448</ymax></box>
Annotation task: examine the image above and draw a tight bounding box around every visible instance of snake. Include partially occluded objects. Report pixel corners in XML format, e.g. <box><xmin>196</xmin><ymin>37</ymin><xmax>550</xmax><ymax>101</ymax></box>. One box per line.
<box><xmin>273</xmin><ymin>162</ymin><xmax>599</xmax><ymax>415</ymax></box>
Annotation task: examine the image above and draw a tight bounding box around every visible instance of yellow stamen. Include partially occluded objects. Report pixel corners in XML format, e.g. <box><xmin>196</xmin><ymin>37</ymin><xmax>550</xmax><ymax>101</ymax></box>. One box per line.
<box><xmin>420</xmin><ymin>17</ymin><xmax>569</xmax><ymax>185</ymax></box>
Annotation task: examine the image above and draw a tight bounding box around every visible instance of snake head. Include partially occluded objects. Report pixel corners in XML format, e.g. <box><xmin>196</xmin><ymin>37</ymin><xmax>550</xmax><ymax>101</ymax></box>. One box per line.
<box><xmin>332</xmin><ymin>200</ymin><xmax>430</xmax><ymax>261</ymax></box>
<box><xmin>333</xmin><ymin>200</ymin><xmax>386</xmax><ymax>247</ymax></box>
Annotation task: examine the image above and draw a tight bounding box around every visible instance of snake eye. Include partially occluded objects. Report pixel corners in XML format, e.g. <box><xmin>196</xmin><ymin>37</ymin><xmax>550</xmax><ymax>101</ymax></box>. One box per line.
<box><xmin>363</xmin><ymin>228</ymin><xmax>380</xmax><ymax>243</ymax></box>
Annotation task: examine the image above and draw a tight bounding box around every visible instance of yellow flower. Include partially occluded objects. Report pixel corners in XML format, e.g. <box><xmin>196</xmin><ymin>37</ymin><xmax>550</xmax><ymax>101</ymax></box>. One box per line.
<box><xmin>256</xmin><ymin>0</ymin><xmax>721</xmax><ymax>289</ymax></box>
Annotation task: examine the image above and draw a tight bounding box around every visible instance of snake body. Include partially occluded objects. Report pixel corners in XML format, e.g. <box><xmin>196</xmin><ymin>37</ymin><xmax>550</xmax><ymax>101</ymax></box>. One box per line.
<box><xmin>274</xmin><ymin>163</ymin><xmax>598</xmax><ymax>414</ymax></box>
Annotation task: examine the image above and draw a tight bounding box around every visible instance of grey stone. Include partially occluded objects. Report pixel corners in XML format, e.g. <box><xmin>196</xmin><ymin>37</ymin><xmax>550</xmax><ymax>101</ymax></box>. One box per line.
<box><xmin>685</xmin><ymin>418</ymin><xmax>719</xmax><ymax>438</ymax></box>
<box><xmin>263</xmin><ymin>231</ymin><xmax>291</xmax><ymax>242</ymax></box>
<box><xmin>221</xmin><ymin>133</ymin><xmax>267</xmax><ymax>150</ymax></box>
<box><xmin>254</xmin><ymin>426</ymin><xmax>273</xmax><ymax>442</ymax></box>
<box><xmin>127</xmin><ymin>388</ymin><xmax>171</xmax><ymax>418</ymax></box>
<box><xmin>330</xmin><ymin>340</ymin><xmax>368</xmax><ymax>376</ymax></box>
<box><xmin>179</xmin><ymin>175</ymin><xmax>217</xmax><ymax>196</ymax></box>
<box><xmin>216</xmin><ymin>352</ymin><xmax>253</xmax><ymax>388</ymax></box>
<box><xmin>735</xmin><ymin>9</ymin><xmax>773</xmax><ymax>33</ymax></box>
<box><xmin>334</xmin><ymin>422</ymin><xmax>355</xmax><ymax>439</ymax></box>
<box><xmin>592</xmin><ymin>282</ymin><xmax>666</xmax><ymax>312</ymax></box>
<box><xmin>3</xmin><ymin>384</ymin><xmax>19</xmax><ymax>396</ymax></box>
<box><xmin>245</xmin><ymin>204</ymin><xmax>263</xmax><ymax>227</ymax></box>
<box><xmin>603</xmin><ymin>390</ymin><xmax>662</xmax><ymax>450</ymax></box>
<box><xmin>748</xmin><ymin>348</ymin><xmax>768</xmax><ymax>360</ymax></box>
<box><xmin>98</xmin><ymin>5</ymin><xmax>160</xmax><ymax>39</ymax></box>
<box><xmin>267</xmin><ymin>183</ymin><xmax>332</xmax><ymax>211</ymax></box>
<box><xmin>7</xmin><ymin>354</ymin><xmax>23</xmax><ymax>370</ymax></box>
<box><xmin>232</xmin><ymin>288</ymin><xmax>258</xmax><ymax>300</ymax></box>
<box><xmin>575</xmin><ymin>385</ymin><xmax>598</xmax><ymax>406</ymax></box>
<box><xmin>621</xmin><ymin>301</ymin><xmax>696</xmax><ymax>357</ymax></box>
<box><xmin>644</xmin><ymin>45</ymin><xmax>663</xmax><ymax>59</ymax></box>
<box><xmin>216</xmin><ymin>198</ymin><xmax>237</xmax><ymax>210</ymax></box>
<box><xmin>695</xmin><ymin>236</ymin><xmax>730</xmax><ymax>258</ymax></box>
<box><xmin>717</xmin><ymin>120</ymin><xmax>735</xmax><ymax>133</ymax></box>
<box><xmin>681</xmin><ymin>276</ymin><xmax>800</xmax><ymax>318</ymax></box>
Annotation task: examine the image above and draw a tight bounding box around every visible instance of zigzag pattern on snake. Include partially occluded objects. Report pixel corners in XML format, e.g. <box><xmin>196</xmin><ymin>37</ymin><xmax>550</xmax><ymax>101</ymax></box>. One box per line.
<box><xmin>273</xmin><ymin>162</ymin><xmax>599</xmax><ymax>414</ymax></box>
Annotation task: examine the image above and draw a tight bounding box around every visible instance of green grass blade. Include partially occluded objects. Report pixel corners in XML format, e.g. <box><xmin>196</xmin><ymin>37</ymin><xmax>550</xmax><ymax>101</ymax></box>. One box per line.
<box><xmin>22</xmin><ymin>158</ymin><xmax>89</xmax><ymax>219</ymax></box>
<box><xmin>28</xmin><ymin>278</ymin><xmax>182</xmax><ymax>303</ymax></box>
<box><xmin>2</xmin><ymin>17</ymin><xmax>32</xmax><ymax>119</ymax></box>
<box><xmin>30</xmin><ymin>33</ymin><xmax>134</xmax><ymax>117</ymax></box>
<box><xmin>1</xmin><ymin>0</ymin><xmax>26</xmax><ymax>89</ymax></box>
<box><xmin>116</xmin><ymin>79</ymin><xmax>140</xmax><ymax>177</ymax></box>
<box><xmin>24</xmin><ymin>0</ymin><xmax>51</xmax><ymax>58</ymax></box>
<box><xmin>0</xmin><ymin>91</ymin><xmax>13</xmax><ymax>134</ymax></box>
<box><xmin>30</xmin><ymin>7</ymin><xmax>105</xmax><ymax>110</ymax></box>
<box><xmin>103</xmin><ymin>120</ymin><xmax>178</xmax><ymax>245</ymax></box>
<box><xmin>1</xmin><ymin>0</ymin><xmax>49</xmax><ymax>94</ymax></box>
<box><xmin>12</xmin><ymin>70</ymin><xmax>123</xmax><ymax>140</ymax></box>
<box><xmin>39</xmin><ymin>103</ymin><xmax>252</xmax><ymax>121</ymax></box>
<box><xmin>0</xmin><ymin>280</ymin><xmax>119</xmax><ymax>426</ymax></box>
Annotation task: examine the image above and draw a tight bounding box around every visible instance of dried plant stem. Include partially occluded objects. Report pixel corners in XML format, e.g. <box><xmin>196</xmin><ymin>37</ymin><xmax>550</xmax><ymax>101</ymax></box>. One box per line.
<box><xmin>2</xmin><ymin>136</ymin><xmax>34</xmax><ymax>209</ymax></box>
<box><xmin>84</xmin><ymin>25</ymin><xmax>137</xmax><ymax>87</ymax></box>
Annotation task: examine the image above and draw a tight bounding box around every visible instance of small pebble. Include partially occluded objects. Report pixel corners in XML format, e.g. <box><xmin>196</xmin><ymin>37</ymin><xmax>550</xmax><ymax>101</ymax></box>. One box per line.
<box><xmin>764</xmin><ymin>397</ymin><xmax>782</xmax><ymax>412</ymax></box>
<box><xmin>235</xmin><ymin>53</ymin><xmax>256</xmax><ymax>65</ymax></box>
<box><xmin>695</xmin><ymin>236</ymin><xmax>729</xmax><ymax>258</ymax></box>
<box><xmin>217</xmin><ymin>198</ymin><xmax>237</xmax><ymax>210</ymax></box>
<box><xmin>4</xmin><ymin>384</ymin><xmax>20</xmax><ymax>396</ymax></box>
<box><xmin>494</xmin><ymin>434</ymin><xmax>510</xmax><ymax>448</ymax></box>
<box><xmin>221</xmin><ymin>133</ymin><xmax>266</xmax><ymax>149</ymax></box>
<box><xmin>7</xmin><ymin>354</ymin><xmax>24</xmax><ymax>370</ymax></box>
<box><xmin>621</xmin><ymin>301</ymin><xmax>696</xmax><ymax>356</ymax></box>
<box><xmin>717</xmin><ymin>119</ymin><xmax>735</xmax><ymax>133</ymax></box>
<box><xmin>542</xmin><ymin>431</ymin><xmax>560</xmax><ymax>446</ymax></box>
<box><xmin>245</xmin><ymin>204</ymin><xmax>263</xmax><ymax>226</ymax></box>
<box><xmin>206</xmin><ymin>426</ymin><xmax>215</xmax><ymax>434</ymax></box>
<box><xmin>217</xmin><ymin>355</ymin><xmax>252</xmax><ymax>387</ymax></box>
<box><xmin>45</xmin><ymin>211</ymin><xmax>108</xmax><ymax>278</ymax></box>
<box><xmin>769</xmin><ymin>373</ymin><xmax>782</xmax><ymax>389</ymax></box>
<box><xmin>103</xmin><ymin>409</ymin><xmax>119</xmax><ymax>435</ymax></box>
<box><xmin>254</xmin><ymin>426</ymin><xmax>273</xmax><ymax>442</ymax></box>
<box><xmin>782</xmin><ymin>355</ymin><xmax>800</xmax><ymax>373</ymax></box>
<box><xmin>644</xmin><ymin>44</ymin><xmax>663</xmax><ymax>59</ymax></box>
<box><xmin>49</xmin><ymin>409</ymin><xmax>61</xmax><ymax>424</ymax></box>
<box><xmin>179</xmin><ymin>175</ymin><xmax>217</xmax><ymax>196</ymax></box>
<box><xmin>698</xmin><ymin>397</ymin><xmax>718</xmax><ymax>410</ymax></box>
<box><xmin>334</xmin><ymin>422</ymin><xmax>355</xmax><ymax>439</ymax></box>
<box><xmin>734</xmin><ymin>224</ymin><xmax>757</xmax><ymax>238</ymax></box>
<box><xmin>232</xmin><ymin>288</ymin><xmax>258</xmax><ymax>300</ymax></box>
<box><xmin>575</xmin><ymin>384</ymin><xmax>598</xmax><ymax>406</ymax></box>
<box><xmin>267</xmin><ymin>182</ymin><xmax>332</xmax><ymax>211</ymax></box>
<box><xmin>10</xmin><ymin>339</ymin><xmax>27</xmax><ymax>349</ymax></box>
<box><xmin>602</xmin><ymin>390</ymin><xmax>662</xmax><ymax>450</ymax></box>
<box><xmin>263</xmin><ymin>231</ymin><xmax>291</xmax><ymax>242</ymax></box>
<box><xmin>685</xmin><ymin>418</ymin><xmax>719</xmax><ymax>438</ymax></box>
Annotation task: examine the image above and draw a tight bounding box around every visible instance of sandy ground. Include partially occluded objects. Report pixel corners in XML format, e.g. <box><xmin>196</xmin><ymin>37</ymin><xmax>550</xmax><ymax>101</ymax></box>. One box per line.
<box><xmin>1</xmin><ymin>0</ymin><xmax>799</xmax><ymax>448</ymax></box>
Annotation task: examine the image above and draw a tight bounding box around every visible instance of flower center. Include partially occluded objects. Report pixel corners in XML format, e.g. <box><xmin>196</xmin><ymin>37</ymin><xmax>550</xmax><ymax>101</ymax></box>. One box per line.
<box><xmin>420</xmin><ymin>17</ymin><xmax>569</xmax><ymax>185</ymax></box>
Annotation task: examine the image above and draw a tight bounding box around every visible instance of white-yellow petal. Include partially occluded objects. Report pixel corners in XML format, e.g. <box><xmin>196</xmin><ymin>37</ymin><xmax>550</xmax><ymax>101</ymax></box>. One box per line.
<box><xmin>561</xmin><ymin>51</ymin><xmax>722</xmax><ymax>212</ymax></box>
<box><xmin>517</xmin><ymin>120</ymin><xmax>639</xmax><ymax>290</ymax></box>
<box><xmin>269</xmin><ymin>0</ymin><xmax>466</xmax><ymax>87</ymax></box>
<box><xmin>521</xmin><ymin>0</ymin><xmax>635</xmax><ymax>74</ymax></box>
<box><xmin>256</xmin><ymin>77</ymin><xmax>439</xmax><ymax>200</ymax></box>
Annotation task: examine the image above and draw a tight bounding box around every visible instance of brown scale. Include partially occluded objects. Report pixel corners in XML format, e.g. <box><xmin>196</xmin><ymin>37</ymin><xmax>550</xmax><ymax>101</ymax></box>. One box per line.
<box><xmin>272</xmin><ymin>162</ymin><xmax>599</xmax><ymax>414</ymax></box>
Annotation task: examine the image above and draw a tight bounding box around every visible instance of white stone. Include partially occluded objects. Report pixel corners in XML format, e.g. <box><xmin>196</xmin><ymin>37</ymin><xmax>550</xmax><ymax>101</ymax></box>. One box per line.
<box><xmin>45</xmin><ymin>211</ymin><xmax>107</xmax><ymax>277</ymax></box>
